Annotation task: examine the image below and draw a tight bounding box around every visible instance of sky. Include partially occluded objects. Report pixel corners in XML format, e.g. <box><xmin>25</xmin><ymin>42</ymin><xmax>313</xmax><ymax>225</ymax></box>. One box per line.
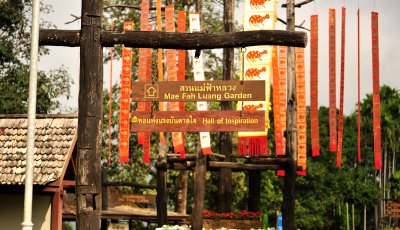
<box><xmin>39</xmin><ymin>0</ymin><xmax>400</xmax><ymax>115</ymax></box>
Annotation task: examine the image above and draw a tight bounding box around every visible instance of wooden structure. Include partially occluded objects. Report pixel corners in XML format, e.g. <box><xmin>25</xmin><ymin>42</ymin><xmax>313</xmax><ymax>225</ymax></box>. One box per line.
<box><xmin>38</xmin><ymin>0</ymin><xmax>306</xmax><ymax>229</ymax></box>
<box><xmin>0</xmin><ymin>114</ymin><xmax>78</xmax><ymax>230</ymax></box>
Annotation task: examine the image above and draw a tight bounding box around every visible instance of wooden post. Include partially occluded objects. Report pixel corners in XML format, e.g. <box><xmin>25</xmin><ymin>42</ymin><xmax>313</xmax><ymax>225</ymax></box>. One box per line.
<box><xmin>282</xmin><ymin>0</ymin><xmax>297</xmax><ymax>229</ymax></box>
<box><xmin>218</xmin><ymin>0</ymin><xmax>234</xmax><ymax>213</ymax></box>
<box><xmin>157</xmin><ymin>133</ymin><xmax>168</xmax><ymax>226</ymax></box>
<box><xmin>248</xmin><ymin>171</ymin><xmax>261</xmax><ymax>212</ymax></box>
<box><xmin>191</xmin><ymin>147</ymin><xmax>207</xmax><ymax>230</ymax></box>
<box><xmin>76</xmin><ymin>0</ymin><xmax>103</xmax><ymax>229</ymax></box>
<box><xmin>51</xmin><ymin>190</ymin><xmax>62</xmax><ymax>230</ymax></box>
<box><xmin>101</xmin><ymin>168</ymin><xmax>108</xmax><ymax>230</ymax></box>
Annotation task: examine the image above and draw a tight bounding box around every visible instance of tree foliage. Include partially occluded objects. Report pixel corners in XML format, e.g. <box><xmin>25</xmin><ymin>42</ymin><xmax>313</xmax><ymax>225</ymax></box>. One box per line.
<box><xmin>0</xmin><ymin>0</ymin><xmax>73</xmax><ymax>114</ymax></box>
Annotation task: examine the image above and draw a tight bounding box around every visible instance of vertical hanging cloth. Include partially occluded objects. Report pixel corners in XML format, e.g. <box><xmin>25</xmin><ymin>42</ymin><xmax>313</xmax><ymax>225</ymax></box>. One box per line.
<box><xmin>371</xmin><ymin>12</ymin><xmax>382</xmax><ymax>170</ymax></box>
<box><xmin>357</xmin><ymin>9</ymin><xmax>362</xmax><ymax>162</ymax></box>
<box><xmin>176</xmin><ymin>11</ymin><xmax>187</xmax><ymax>158</ymax></box>
<box><xmin>238</xmin><ymin>0</ymin><xmax>277</xmax><ymax>155</ymax></box>
<box><xmin>137</xmin><ymin>0</ymin><xmax>151</xmax><ymax>163</ymax></box>
<box><xmin>156</xmin><ymin>0</ymin><xmax>166</xmax><ymax>145</ymax></box>
<box><xmin>119</xmin><ymin>22</ymin><xmax>134</xmax><ymax>163</ymax></box>
<box><xmin>329</xmin><ymin>8</ymin><xmax>337</xmax><ymax>153</ymax></box>
<box><xmin>337</xmin><ymin>7</ymin><xmax>346</xmax><ymax>167</ymax></box>
<box><xmin>189</xmin><ymin>13</ymin><xmax>212</xmax><ymax>155</ymax></box>
<box><xmin>272</xmin><ymin>46</ymin><xmax>283</xmax><ymax>156</ymax></box>
<box><xmin>277</xmin><ymin>46</ymin><xmax>287</xmax><ymax>176</ymax></box>
<box><xmin>177</xmin><ymin>11</ymin><xmax>187</xmax><ymax>110</ymax></box>
<box><xmin>165</xmin><ymin>6</ymin><xmax>186</xmax><ymax>158</ymax></box>
<box><xmin>108</xmin><ymin>21</ymin><xmax>114</xmax><ymax>166</ymax></box>
<box><xmin>296</xmin><ymin>48</ymin><xmax>307</xmax><ymax>175</ymax></box>
<box><xmin>310</xmin><ymin>14</ymin><xmax>320</xmax><ymax>157</ymax></box>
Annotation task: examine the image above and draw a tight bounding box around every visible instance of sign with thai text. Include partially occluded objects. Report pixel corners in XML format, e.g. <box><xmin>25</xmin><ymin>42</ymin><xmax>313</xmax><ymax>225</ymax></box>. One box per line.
<box><xmin>131</xmin><ymin>80</ymin><xmax>266</xmax><ymax>101</ymax></box>
<box><xmin>131</xmin><ymin>111</ymin><xmax>265</xmax><ymax>132</ymax></box>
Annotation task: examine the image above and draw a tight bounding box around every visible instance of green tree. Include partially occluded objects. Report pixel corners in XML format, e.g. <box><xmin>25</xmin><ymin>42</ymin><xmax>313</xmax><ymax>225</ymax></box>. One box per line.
<box><xmin>0</xmin><ymin>1</ymin><xmax>73</xmax><ymax>114</ymax></box>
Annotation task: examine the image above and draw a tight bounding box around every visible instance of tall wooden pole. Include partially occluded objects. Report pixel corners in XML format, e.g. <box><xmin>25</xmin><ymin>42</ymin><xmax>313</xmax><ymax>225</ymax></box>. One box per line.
<box><xmin>218</xmin><ymin>0</ymin><xmax>234</xmax><ymax>213</ymax></box>
<box><xmin>76</xmin><ymin>0</ymin><xmax>103</xmax><ymax>229</ymax></box>
<box><xmin>282</xmin><ymin>0</ymin><xmax>297</xmax><ymax>229</ymax></box>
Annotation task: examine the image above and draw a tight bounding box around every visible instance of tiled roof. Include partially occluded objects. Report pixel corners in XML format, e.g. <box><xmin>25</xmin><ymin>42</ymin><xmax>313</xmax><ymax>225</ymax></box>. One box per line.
<box><xmin>0</xmin><ymin>115</ymin><xmax>77</xmax><ymax>185</ymax></box>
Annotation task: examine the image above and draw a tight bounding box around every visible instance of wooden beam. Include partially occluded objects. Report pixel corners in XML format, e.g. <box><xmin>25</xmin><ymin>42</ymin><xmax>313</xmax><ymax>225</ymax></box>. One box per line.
<box><xmin>76</xmin><ymin>0</ymin><xmax>103</xmax><ymax>228</ymax></box>
<box><xmin>103</xmin><ymin>181</ymin><xmax>157</xmax><ymax>189</ymax></box>
<box><xmin>209</xmin><ymin>161</ymin><xmax>285</xmax><ymax>170</ymax></box>
<box><xmin>39</xmin><ymin>29</ymin><xmax>308</xmax><ymax>49</ymax></box>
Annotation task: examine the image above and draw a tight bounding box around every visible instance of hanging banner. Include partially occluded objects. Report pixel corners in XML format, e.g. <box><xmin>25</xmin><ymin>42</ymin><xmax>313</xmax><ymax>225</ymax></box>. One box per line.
<box><xmin>189</xmin><ymin>13</ymin><xmax>212</xmax><ymax>154</ymax></box>
<box><xmin>372</xmin><ymin>12</ymin><xmax>382</xmax><ymax>170</ymax></box>
<box><xmin>238</xmin><ymin>0</ymin><xmax>277</xmax><ymax>155</ymax></box>
<box><xmin>119</xmin><ymin>21</ymin><xmax>134</xmax><ymax>163</ymax></box>
<box><xmin>310</xmin><ymin>14</ymin><xmax>320</xmax><ymax>157</ymax></box>
<box><xmin>296</xmin><ymin>48</ymin><xmax>307</xmax><ymax>175</ymax></box>
<box><xmin>329</xmin><ymin>8</ymin><xmax>337</xmax><ymax>153</ymax></box>
<box><xmin>277</xmin><ymin>46</ymin><xmax>287</xmax><ymax>177</ymax></box>
<box><xmin>337</xmin><ymin>7</ymin><xmax>346</xmax><ymax>167</ymax></box>
<box><xmin>272</xmin><ymin>47</ymin><xmax>283</xmax><ymax>155</ymax></box>
<box><xmin>137</xmin><ymin>0</ymin><xmax>151</xmax><ymax>163</ymax></box>
<box><xmin>178</xmin><ymin>11</ymin><xmax>187</xmax><ymax>109</ymax></box>
<box><xmin>166</xmin><ymin>6</ymin><xmax>186</xmax><ymax>158</ymax></box>
<box><xmin>156</xmin><ymin>0</ymin><xmax>166</xmax><ymax>145</ymax></box>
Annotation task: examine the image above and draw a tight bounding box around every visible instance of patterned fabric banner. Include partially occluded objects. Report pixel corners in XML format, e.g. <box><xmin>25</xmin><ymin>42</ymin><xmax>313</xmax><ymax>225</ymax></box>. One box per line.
<box><xmin>189</xmin><ymin>13</ymin><xmax>212</xmax><ymax>154</ymax></box>
<box><xmin>272</xmin><ymin>47</ymin><xmax>283</xmax><ymax>155</ymax></box>
<box><xmin>372</xmin><ymin>12</ymin><xmax>381</xmax><ymax>170</ymax></box>
<box><xmin>296</xmin><ymin>48</ymin><xmax>307</xmax><ymax>175</ymax></box>
<box><xmin>310</xmin><ymin>14</ymin><xmax>320</xmax><ymax>157</ymax></box>
<box><xmin>166</xmin><ymin>6</ymin><xmax>186</xmax><ymax>158</ymax></box>
<box><xmin>329</xmin><ymin>8</ymin><xmax>337</xmax><ymax>153</ymax></box>
<box><xmin>119</xmin><ymin>21</ymin><xmax>134</xmax><ymax>163</ymax></box>
<box><xmin>156</xmin><ymin>0</ymin><xmax>166</xmax><ymax>145</ymax></box>
<box><xmin>238</xmin><ymin>0</ymin><xmax>276</xmax><ymax>155</ymax></box>
<box><xmin>277</xmin><ymin>46</ymin><xmax>287</xmax><ymax>177</ymax></box>
<box><xmin>137</xmin><ymin>0</ymin><xmax>151</xmax><ymax>164</ymax></box>
<box><xmin>337</xmin><ymin>7</ymin><xmax>346</xmax><ymax>167</ymax></box>
<box><xmin>178</xmin><ymin>11</ymin><xmax>187</xmax><ymax>111</ymax></box>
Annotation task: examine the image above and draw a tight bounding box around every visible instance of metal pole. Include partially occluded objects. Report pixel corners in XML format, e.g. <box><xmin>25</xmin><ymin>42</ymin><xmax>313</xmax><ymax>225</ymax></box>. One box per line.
<box><xmin>21</xmin><ymin>0</ymin><xmax>40</xmax><ymax>229</ymax></box>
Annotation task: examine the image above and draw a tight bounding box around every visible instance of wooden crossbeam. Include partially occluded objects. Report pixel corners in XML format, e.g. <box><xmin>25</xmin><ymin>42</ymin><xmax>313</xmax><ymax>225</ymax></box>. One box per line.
<box><xmin>39</xmin><ymin>29</ymin><xmax>307</xmax><ymax>49</ymax></box>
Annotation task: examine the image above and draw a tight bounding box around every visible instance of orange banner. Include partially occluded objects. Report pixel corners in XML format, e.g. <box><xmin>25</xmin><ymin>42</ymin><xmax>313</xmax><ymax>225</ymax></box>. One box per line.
<box><xmin>119</xmin><ymin>21</ymin><xmax>134</xmax><ymax>163</ymax></box>
<box><xmin>166</xmin><ymin>6</ymin><xmax>186</xmax><ymax>158</ymax></box>
<box><xmin>329</xmin><ymin>8</ymin><xmax>337</xmax><ymax>153</ymax></box>
<box><xmin>310</xmin><ymin>14</ymin><xmax>320</xmax><ymax>157</ymax></box>
<box><xmin>296</xmin><ymin>48</ymin><xmax>307</xmax><ymax>175</ymax></box>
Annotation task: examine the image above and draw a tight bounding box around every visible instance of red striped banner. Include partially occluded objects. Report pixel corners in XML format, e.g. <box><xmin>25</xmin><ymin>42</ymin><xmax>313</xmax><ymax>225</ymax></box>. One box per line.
<box><xmin>310</xmin><ymin>14</ymin><xmax>320</xmax><ymax>157</ymax></box>
<box><xmin>272</xmin><ymin>47</ymin><xmax>283</xmax><ymax>156</ymax></box>
<box><xmin>277</xmin><ymin>46</ymin><xmax>287</xmax><ymax>176</ymax></box>
<box><xmin>337</xmin><ymin>7</ymin><xmax>346</xmax><ymax>167</ymax></box>
<box><xmin>119</xmin><ymin>21</ymin><xmax>134</xmax><ymax>163</ymax></box>
<box><xmin>166</xmin><ymin>6</ymin><xmax>186</xmax><ymax>158</ymax></box>
<box><xmin>296</xmin><ymin>48</ymin><xmax>307</xmax><ymax>176</ymax></box>
<box><xmin>138</xmin><ymin>0</ymin><xmax>151</xmax><ymax>164</ymax></box>
<box><xmin>329</xmin><ymin>8</ymin><xmax>337</xmax><ymax>153</ymax></box>
<box><xmin>372</xmin><ymin>12</ymin><xmax>381</xmax><ymax>170</ymax></box>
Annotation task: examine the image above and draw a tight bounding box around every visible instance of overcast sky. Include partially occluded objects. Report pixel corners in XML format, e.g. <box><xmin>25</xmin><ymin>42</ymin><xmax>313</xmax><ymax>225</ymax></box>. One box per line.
<box><xmin>39</xmin><ymin>0</ymin><xmax>400</xmax><ymax>115</ymax></box>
